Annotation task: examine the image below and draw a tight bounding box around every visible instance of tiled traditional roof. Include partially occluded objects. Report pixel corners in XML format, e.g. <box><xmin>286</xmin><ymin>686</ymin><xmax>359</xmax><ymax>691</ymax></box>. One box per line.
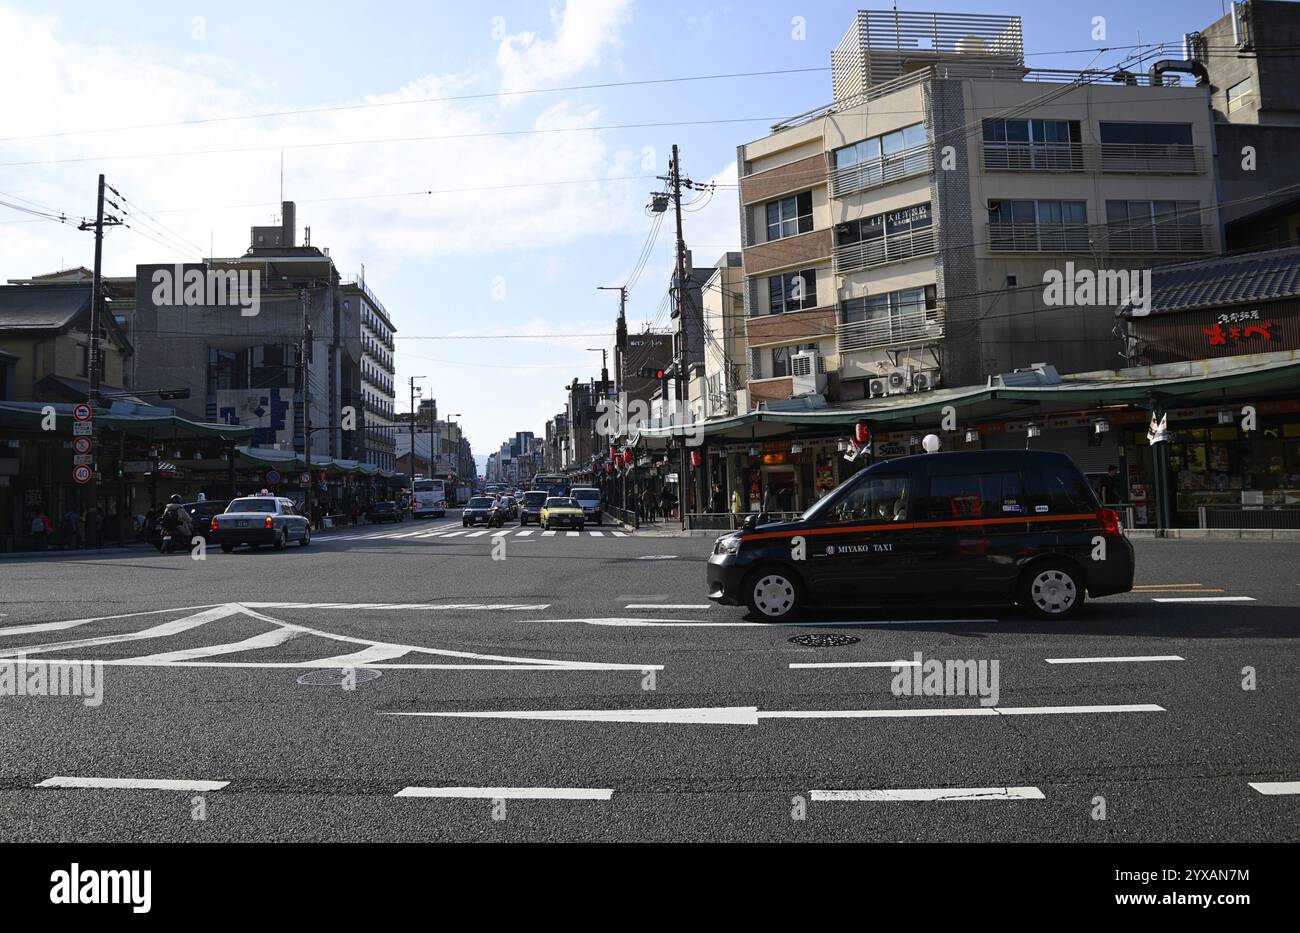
<box><xmin>1134</xmin><ymin>245</ymin><xmax>1300</xmax><ymax>314</ymax></box>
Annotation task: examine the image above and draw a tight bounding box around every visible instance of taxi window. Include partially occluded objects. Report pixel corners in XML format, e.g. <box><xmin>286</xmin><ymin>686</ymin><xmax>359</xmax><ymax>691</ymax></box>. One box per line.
<box><xmin>921</xmin><ymin>472</ymin><xmax>1024</xmax><ymax>520</ymax></box>
<box><xmin>824</xmin><ymin>475</ymin><xmax>911</xmax><ymax>524</ymax></box>
<box><xmin>1025</xmin><ymin>462</ymin><xmax>1096</xmax><ymax>512</ymax></box>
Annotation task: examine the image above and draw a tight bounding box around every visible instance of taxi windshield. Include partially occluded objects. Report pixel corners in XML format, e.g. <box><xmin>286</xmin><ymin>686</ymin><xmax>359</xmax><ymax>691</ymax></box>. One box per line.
<box><xmin>802</xmin><ymin>473</ymin><xmax>911</xmax><ymax>524</ymax></box>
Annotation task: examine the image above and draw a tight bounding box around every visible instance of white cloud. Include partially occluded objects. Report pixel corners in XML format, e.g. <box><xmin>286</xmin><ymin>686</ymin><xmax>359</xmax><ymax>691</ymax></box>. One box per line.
<box><xmin>495</xmin><ymin>0</ymin><xmax>632</xmax><ymax>94</ymax></box>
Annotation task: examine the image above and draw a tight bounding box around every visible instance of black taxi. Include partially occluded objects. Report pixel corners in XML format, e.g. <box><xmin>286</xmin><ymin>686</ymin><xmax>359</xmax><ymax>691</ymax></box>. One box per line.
<box><xmin>707</xmin><ymin>449</ymin><xmax>1133</xmax><ymax>622</ymax></box>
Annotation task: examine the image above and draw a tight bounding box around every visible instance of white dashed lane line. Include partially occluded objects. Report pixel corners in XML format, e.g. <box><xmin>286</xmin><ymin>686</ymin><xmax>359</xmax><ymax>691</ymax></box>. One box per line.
<box><xmin>811</xmin><ymin>787</ymin><xmax>1045</xmax><ymax>802</ymax></box>
<box><xmin>395</xmin><ymin>787</ymin><xmax>613</xmax><ymax>800</ymax></box>
<box><xmin>35</xmin><ymin>776</ymin><xmax>229</xmax><ymax>791</ymax></box>
<box><xmin>1249</xmin><ymin>782</ymin><xmax>1300</xmax><ymax>795</ymax></box>
<box><xmin>1045</xmin><ymin>655</ymin><xmax>1184</xmax><ymax>664</ymax></box>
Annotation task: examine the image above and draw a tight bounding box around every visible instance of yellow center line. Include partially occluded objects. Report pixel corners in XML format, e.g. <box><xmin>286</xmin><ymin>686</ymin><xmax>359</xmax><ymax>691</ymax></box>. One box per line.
<box><xmin>1133</xmin><ymin>583</ymin><xmax>1205</xmax><ymax>589</ymax></box>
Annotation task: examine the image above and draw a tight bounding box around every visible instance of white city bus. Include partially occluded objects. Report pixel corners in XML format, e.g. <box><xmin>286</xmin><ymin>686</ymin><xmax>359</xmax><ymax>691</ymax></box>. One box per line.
<box><xmin>411</xmin><ymin>478</ymin><xmax>447</xmax><ymax>518</ymax></box>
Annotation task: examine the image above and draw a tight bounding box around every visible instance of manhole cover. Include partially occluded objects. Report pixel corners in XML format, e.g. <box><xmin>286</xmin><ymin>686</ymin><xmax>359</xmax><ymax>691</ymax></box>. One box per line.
<box><xmin>788</xmin><ymin>633</ymin><xmax>860</xmax><ymax>647</ymax></box>
<box><xmin>296</xmin><ymin>668</ymin><xmax>383</xmax><ymax>687</ymax></box>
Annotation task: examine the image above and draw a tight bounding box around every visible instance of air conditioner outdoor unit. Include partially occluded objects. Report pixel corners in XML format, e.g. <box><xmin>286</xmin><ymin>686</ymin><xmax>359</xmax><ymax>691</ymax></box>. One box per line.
<box><xmin>791</xmin><ymin>350</ymin><xmax>827</xmax><ymax>396</ymax></box>
<box><xmin>886</xmin><ymin>366</ymin><xmax>913</xmax><ymax>394</ymax></box>
<box><xmin>912</xmin><ymin>369</ymin><xmax>941</xmax><ymax>392</ymax></box>
<box><xmin>868</xmin><ymin>378</ymin><xmax>889</xmax><ymax>398</ymax></box>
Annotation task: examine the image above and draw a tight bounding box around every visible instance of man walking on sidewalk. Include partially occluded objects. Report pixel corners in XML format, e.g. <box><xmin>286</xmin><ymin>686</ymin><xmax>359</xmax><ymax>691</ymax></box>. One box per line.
<box><xmin>641</xmin><ymin>486</ymin><xmax>657</xmax><ymax>523</ymax></box>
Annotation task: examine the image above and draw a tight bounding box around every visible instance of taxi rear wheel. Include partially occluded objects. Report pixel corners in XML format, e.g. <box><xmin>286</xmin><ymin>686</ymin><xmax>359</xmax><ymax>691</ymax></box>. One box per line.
<box><xmin>744</xmin><ymin>566</ymin><xmax>803</xmax><ymax>622</ymax></box>
<box><xmin>1019</xmin><ymin>560</ymin><xmax>1085</xmax><ymax>621</ymax></box>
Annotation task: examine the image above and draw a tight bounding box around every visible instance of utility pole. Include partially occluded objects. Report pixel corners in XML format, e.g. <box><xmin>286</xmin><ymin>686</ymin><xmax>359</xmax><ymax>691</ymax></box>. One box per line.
<box><xmin>78</xmin><ymin>174</ymin><xmax>121</xmax><ymax>527</ymax></box>
<box><xmin>408</xmin><ymin>376</ymin><xmax>424</xmax><ymax>479</ymax></box>
<box><xmin>300</xmin><ymin>288</ymin><xmax>314</xmax><ymax>525</ymax></box>
<box><xmin>651</xmin><ymin>144</ymin><xmax>710</xmax><ymax>528</ymax></box>
<box><xmin>597</xmin><ymin>285</ymin><xmax>627</xmax><ymax>392</ymax></box>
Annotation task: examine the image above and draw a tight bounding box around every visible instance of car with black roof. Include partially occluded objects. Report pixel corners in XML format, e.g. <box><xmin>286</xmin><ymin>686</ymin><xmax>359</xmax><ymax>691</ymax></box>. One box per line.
<box><xmin>707</xmin><ymin>449</ymin><xmax>1133</xmax><ymax>622</ymax></box>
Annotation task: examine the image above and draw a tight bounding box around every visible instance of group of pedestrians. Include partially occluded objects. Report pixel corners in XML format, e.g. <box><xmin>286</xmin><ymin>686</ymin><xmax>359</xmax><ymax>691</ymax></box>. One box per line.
<box><xmin>25</xmin><ymin>505</ymin><xmax>106</xmax><ymax>551</ymax></box>
<box><xmin>638</xmin><ymin>486</ymin><xmax>678</xmax><ymax>523</ymax></box>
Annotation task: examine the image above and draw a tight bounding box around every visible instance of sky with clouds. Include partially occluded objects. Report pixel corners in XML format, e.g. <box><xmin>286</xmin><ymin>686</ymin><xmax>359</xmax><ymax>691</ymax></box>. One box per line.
<box><xmin>0</xmin><ymin>0</ymin><xmax>1228</xmax><ymax>466</ymax></box>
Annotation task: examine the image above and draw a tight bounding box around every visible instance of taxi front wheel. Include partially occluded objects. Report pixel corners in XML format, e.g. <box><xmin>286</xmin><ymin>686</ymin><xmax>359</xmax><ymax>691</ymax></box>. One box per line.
<box><xmin>1018</xmin><ymin>560</ymin><xmax>1085</xmax><ymax>621</ymax></box>
<box><xmin>744</xmin><ymin>566</ymin><xmax>803</xmax><ymax>622</ymax></box>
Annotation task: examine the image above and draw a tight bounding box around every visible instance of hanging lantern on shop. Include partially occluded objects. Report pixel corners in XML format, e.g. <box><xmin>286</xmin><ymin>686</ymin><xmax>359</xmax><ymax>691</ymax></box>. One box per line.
<box><xmin>965</xmin><ymin>429</ymin><xmax>979</xmax><ymax>444</ymax></box>
<box><xmin>1026</xmin><ymin>423</ymin><xmax>1042</xmax><ymax>438</ymax></box>
<box><xmin>854</xmin><ymin>420</ymin><xmax>871</xmax><ymax>446</ymax></box>
<box><xmin>790</xmin><ymin>442</ymin><xmax>802</xmax><ymax>455</ymax></box>
<box><xmin>609</xmin><ymin>445</ymin><xmax>618</xmax><ymax>461</ymax></box>
<box><xmin>605</xmin><ymin>463</ymin><xmax>613</xmax><ymax>474</ymax></box>
<box><xmin>690</xmin><ymin>450</ymin><xmax>702</xmax><ymax>468</ymax></box>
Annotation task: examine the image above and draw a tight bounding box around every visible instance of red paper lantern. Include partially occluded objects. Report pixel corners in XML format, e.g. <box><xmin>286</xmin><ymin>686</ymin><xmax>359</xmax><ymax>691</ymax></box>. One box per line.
<box><xmin>855</xmin><ymin>420</ymin><xmax>871</xmax><ymax>445</ymax></box>
<box><xmin>690</xmin><ymin>449</ymin><xmax>702</xmax><ymax>468</ymax></box>
<box><xmin>609</xmin><ymin>446</ymin><xmax>617</xmax><ymax>461</ymax></box>
<box><xmin>605</xmin><ymin>463</ymin><xmax>613</xmax><ymax>474</ymax></box>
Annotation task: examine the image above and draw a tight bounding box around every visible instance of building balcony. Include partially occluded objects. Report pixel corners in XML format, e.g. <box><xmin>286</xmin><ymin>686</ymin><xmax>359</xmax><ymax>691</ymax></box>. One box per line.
<box><xmin>836</xmin><ymin>306</ymin><xmax>945</xmax><ymax>354</ymax></box>
<box><xmin>981</xmin><ymin>141</ymin><xmax>1206</xmax><ymax>174</ymax></box>
<box><xmin>828</xmin><ymin>144</ymin><xmax>932</xmax><ymax>198</ymax></box>
<box><xmin>833</xmin><ymin>226</ymin><xmax>937</xmax><ymax>274</ymax></box>
<box><xmin>985</xmin><ymin>222</ymin><xmax>1213</xmax><ymax>253</ymax></box>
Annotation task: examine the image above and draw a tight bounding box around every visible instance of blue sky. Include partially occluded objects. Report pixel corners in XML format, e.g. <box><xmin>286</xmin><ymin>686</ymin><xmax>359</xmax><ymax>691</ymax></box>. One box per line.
<box><xmin>0</xmin><ymin>0</ymin><xmax>1232</xmax><ymax>465</ymax></box>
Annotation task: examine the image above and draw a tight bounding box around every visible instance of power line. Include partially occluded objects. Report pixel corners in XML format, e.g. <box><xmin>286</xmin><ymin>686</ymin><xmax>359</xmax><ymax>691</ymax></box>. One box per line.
<box><xmin>0</xmin><ymin>117</ymin><xmax>785</xmax><ymax>168</ymax></box>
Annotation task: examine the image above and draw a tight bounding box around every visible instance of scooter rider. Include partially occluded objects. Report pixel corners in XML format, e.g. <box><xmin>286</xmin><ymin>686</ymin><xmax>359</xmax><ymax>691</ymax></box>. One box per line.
<box><xmin>159</xmin><ymin>494</ymin><xmax>193</xmax><ymax>551</ymax></box>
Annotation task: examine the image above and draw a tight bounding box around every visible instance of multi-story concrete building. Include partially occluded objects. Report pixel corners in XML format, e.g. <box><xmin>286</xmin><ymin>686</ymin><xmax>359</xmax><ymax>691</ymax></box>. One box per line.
<box><xmin>342</xmin><ymin>275</ymin><xmax>396</xmax><ymax>472</ymax></box>
<box><xmin>700</xmin><ymin>252</ymin><xmax>745</xmax><ymax>418</ymax></box>
<box><xmin>131</xmin><ymin>201</ymin><xmax>376</xmax><ymax>464</ymax></box>
<box><xmin>736</xmin><ymin>9</ymin><xmax>1221</xmax><ymax>409</ymax></box>
<box><xmin>1191</xmin><ymin>0</ymin><xmax>1300</xmax><ymax>247</ymax></box>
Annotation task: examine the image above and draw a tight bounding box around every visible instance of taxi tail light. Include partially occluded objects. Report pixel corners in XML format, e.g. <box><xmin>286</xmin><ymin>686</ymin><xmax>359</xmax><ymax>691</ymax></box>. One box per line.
<box><xmin>210</xmin><ymin>519</ymin><xmax>219</xmax><ymax>532</ymax></box>
<box><xmin>1098</xmin><ymin>508</ymin><xmax>1122</xmax><ymax>536</ymax></box>
<box><xmin>264</xmin><ymin>516</ymin><xmax>274</xmax><ymax>529</ymax></box>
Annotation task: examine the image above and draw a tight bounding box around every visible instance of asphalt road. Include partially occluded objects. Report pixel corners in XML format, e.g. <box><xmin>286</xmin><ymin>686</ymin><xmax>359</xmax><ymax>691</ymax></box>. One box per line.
<box><xmin>1</xmin><ymin>512</ymin><xmax>1297</xmax><ymax>842</ymax></box>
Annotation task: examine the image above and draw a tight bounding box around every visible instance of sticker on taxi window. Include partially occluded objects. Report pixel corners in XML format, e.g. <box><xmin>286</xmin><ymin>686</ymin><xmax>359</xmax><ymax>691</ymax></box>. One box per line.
<box><xmin>1035</xmin><ymin>505</ymin><xmax>1050</xmax><ymax>513</ymax></box>
<box><xmin>1002</xmin><ymin>503</ymin><xmax>1022</xmax><ymax>512</ymax></box>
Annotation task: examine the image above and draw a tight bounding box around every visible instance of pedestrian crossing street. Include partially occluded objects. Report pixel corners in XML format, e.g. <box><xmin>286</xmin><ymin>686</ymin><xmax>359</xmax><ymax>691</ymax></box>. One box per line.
<box><xmin>318</xmin><ymin>521</ymin><xmax>632</xmax><ymax>544</ymax></box>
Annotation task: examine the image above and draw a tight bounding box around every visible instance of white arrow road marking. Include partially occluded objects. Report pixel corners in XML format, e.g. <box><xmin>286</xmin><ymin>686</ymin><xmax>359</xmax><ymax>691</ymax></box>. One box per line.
<box><xmin>395</xmin><ymin>786</ymin><xmax>613</xmax><ymax>800</ymax></box>
<box><xmin>790</xmin><ymin>660</ymin><xmax>920</xmax><ymax>669</ymax></box>
<box><xmin>36</xmin><ymin>776</ymin><xmax>228</xmax><ymax>791</ymax></box>
<box><xmin>575</xmin><ymin>618</ymin><xmax>998</xmax><ymax>628</ymax></box>
<box><xmin>0</xmin><ymin>603</ymin><xmax>659</xmax><ymax>673</ymax></box>
<box><xmin>812</xmin><ymin>787</ymin><xmax>1044</xmax><ymax>802</ymax></box>
<box><xmin>0</xmin><ymin>604</ymin><xmax>226</xmax><ymax>638</ymax></box>
<box><xmin>624</xmin><ymin>604</ymin><xmax>711</xmax><ymax>610</ymax></box>
<box><xmin>1045</xmin><ymin>655</ymin><xmax>1184</xmax><ymax>665</ymax></box>
<box><xmin>383</xmin><ymin>703</ymin><xmax>1163</xmax><ymax>725</ymax></box>
<box><xmin>241</xmin><ymin>602</ymin><xmax>548</xmax><ymax>610</ymax></box>
<box><xmin>383</xmin><ymin>707</ymin><xmax>761</xmax><ymax>725</ymax></box>
<box><xmin>636</xmin><ymin>555</ymin><xmax>676</xmax><ymax>560</ymax></box>
<box><xmin>1249</xmin><ymin>781</ymin><xmax>1300</xmax><ymax>795</ymax></box>
<box><xmin>0</xmin><ymin>603</ymin><xmax>248</xmax><ymax>657</ymax></box>
<box><xmin>128</xmin><ymin>626</ymin><xmax>302</xmax><ymax>664</ymax></box>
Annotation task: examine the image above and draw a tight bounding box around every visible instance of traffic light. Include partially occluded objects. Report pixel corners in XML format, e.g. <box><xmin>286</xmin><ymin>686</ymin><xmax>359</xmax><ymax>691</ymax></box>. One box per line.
<box><xmin>637</xmin><ymin>366</ymin><xmax>669</xmax><ymax>380</ymax></box>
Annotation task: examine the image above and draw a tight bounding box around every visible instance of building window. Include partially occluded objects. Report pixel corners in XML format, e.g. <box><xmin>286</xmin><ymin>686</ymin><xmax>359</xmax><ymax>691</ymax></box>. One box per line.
<box><xmin>982</xmin><ymin>119</ymin><xmax>1082</xmax><ymax>170</ymax></box>
<box><xmin>1105</xmin><ymin>199</ymin><xmax>1204</xmax><ymax>250</ymax></box>
<box><xmin>841</xmin><ymin>285</ymin><xmax>936</xmax><ymax>325</ymax></box>
<box><xmin>764</xmin><ymin>191</ymin><xmax>813</xmax><ymax>241</ymax></box>
<box><xmin>1099</xmin><ymin>122</ymin><xmax>1193</xmax><ymax>146</ymax></box>
<box><xmin>988</xmin><ymin>199</ymin><xmax>1088</xmax><ymax>250</ymax></box>
<box><xmin>831</xmin><ymin>123</ymin><xmax>928</xmax><ymax>188</ymax></box>
<box><xmin>768</xmin><ymin>269</ymin><xmax>818</xmax><ymax>314</ymax></box>
<box><xmin>1226</xmin><ymin>78</ymin><xmax>1254</xmax><ymax>113</ymax></box>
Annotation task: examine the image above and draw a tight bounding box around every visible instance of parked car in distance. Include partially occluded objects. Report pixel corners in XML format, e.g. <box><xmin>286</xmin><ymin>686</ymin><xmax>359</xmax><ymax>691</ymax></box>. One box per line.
<box><xmin>570</xmin><ymin>487</ymin><xmax>603</xmax><ymax>525</ymax></box>
<box><xmin>366</xmin><ymin>500</ymin><xmax>404</xmax><ymax>524</ymax></box>
<box><xmin>541</xmin><ymin>496</ymin><xmax>585</xmax><ymax>531</ymax></box>
<box><xmin>210</xmin><ymin>496</ymin><xmax>312</xmax><ymax>552</ymax></box>
<box><xmin>707</xmin><ymin>449</ymin><xmax>1133</xmax><ymax>622</ymax></box>
<box><xmin>463</xmin><ymin>496</ymin><xmax>497</xmax><ymax>527</ymax></box>
<box><xmin>518</xmin><ymin>490</ymin><xmax>548</xmax><ymax>525</ymax></box>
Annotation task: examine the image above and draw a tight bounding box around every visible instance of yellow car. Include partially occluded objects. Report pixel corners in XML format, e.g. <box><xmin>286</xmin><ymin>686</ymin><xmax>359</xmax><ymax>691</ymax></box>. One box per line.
<box><xmin>540</xmin><ymin>496</ymin><xmax>585</xmax><ymax>531</ymax></box>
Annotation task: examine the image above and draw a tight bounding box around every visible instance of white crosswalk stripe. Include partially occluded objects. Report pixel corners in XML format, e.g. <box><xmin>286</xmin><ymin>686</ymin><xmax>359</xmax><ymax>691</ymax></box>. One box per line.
<box><xmin>318</xmin><ymin>527</ymin><xmax>638</xmax><ymax>544</ymax></box>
